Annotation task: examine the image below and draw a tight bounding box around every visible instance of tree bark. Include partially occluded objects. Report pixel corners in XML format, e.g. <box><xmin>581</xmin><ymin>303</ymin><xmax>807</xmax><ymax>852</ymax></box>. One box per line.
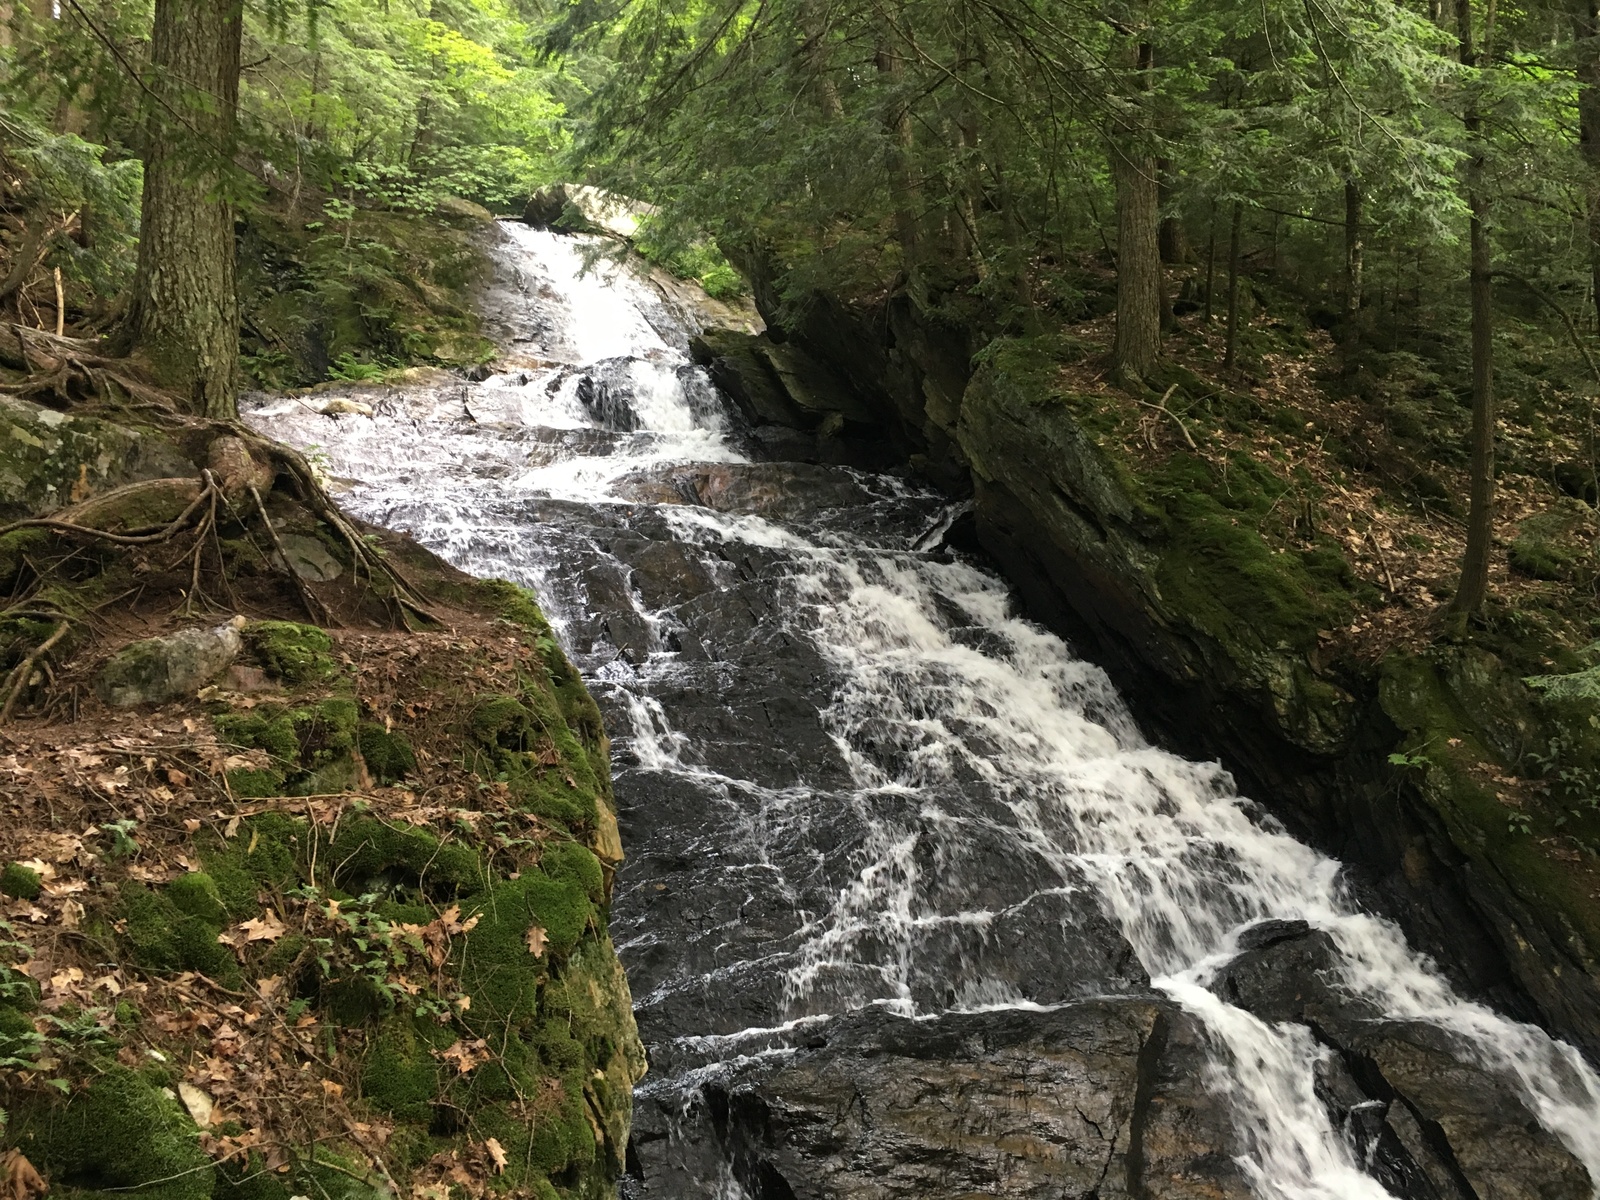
<box><xmin>1343</xmin><ymin>178</ymin><xmax>1364</xmax><ymax>322</ymax></box>
<box><xmin>876</xmin><ymin>26</ymin><xmax>919</xmax><ymax>271</ymax></box>
<box><xmin>1224</xmin><ymin>202</ymin><xmax>1243</xmax><ymax>368</ymax></box>
<box><xmin>1449</xmin><ymin>0</ymin><xmax>1496</xmax><ymax>622</ymax></box>
<box><xmin>124</xmin><ymin>0</ymin><xmax>242</xmax><ymax>420</ymax></box>
<box><xmin>1575</xmin><ymin>0</ymin><xmax>1600</xmax><ymax>329</ymax></box>
<box><xmin>1112</xmin><ymin>42</ymin><xmax>1161</xmax><ymax>381</ymax></box>
<box><xmin>1204</xmin><ymin>202</ymin><xmax>1217</xmax><ymax>322</ymax></box>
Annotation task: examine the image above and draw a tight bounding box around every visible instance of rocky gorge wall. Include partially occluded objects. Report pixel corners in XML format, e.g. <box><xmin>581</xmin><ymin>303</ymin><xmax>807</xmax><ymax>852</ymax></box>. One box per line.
<box><xmin>691</xmin><ymin>276</ymin><xmax>1600</xmax><ymax>1070</ymax></box>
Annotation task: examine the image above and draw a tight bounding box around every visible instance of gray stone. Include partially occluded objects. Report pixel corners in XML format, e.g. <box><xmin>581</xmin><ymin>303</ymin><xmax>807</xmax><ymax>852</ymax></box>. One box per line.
<box><xmin>96</xmin><ymin>618</ymin><xmax>246</xmax><ymax>708</ymax></box>
<box><xmin>277</xmin><ymin>534</ymin><xmax>343</xmax><ymax>582</ymax></box>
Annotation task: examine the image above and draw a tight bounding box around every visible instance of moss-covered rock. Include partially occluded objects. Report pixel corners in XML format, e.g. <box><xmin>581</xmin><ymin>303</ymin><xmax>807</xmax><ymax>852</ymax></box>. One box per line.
<box><xmin>956</xmin><ymin>339</ymin><xmax>1360</xmax><ymax>755</ymax></box>
<box><xmin>0</xmin><ymin>395</ymin><xmax>195</xmax><ymax>523</ymax></box>
<box><xmin>1509</xmin><ymin>500</ymin><xmax>1598</xmax><ymax>582</ymax></box>
<box><xmin>242</xmin><ymin>620</ymin><xmax>337</xmax><ymax>684</ymax></box>
<box><xmin>12</xmin><ymin>1067</ymin><xmax>214</xmax><ymax>1200</ymax></box>
<box><xmin>357</xmin><ymin>723</ymin><xmax>416</xmax><ymax>782</ymax></box>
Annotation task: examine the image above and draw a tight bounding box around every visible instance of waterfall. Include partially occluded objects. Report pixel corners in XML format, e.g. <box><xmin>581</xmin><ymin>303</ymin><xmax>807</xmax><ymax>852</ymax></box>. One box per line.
<box><xmin>246</xmin><ymin>221</ymin><xmax>1600</xmax><ymax>1200</ymax></box>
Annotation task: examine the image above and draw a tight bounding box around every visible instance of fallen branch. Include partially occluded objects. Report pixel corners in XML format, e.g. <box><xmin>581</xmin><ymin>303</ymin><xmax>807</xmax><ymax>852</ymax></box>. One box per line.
<box><xmin>1137</xmin><ymin>384</ymin><xmax>1199</xmax><ymax>450</ymax></box>
<box><xmin>0</xmin><ymin>619</ymin><xmax>69</xmax><ymax>722</ymax></box>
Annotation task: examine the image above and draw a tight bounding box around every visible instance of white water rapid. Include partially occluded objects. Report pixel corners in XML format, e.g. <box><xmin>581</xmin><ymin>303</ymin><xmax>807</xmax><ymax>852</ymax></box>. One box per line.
<box><xmin>246</xmin><ymin>221</ymin><xmax>1600</xmax><ymax>1200</ymax></box>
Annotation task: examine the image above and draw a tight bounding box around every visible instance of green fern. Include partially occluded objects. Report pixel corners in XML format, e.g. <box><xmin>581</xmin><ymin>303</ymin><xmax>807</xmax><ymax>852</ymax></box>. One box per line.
<box><xmin>1526</xmin><ymin>644</ymin><xmax>1600</xmax><ymax>702</ymax></box>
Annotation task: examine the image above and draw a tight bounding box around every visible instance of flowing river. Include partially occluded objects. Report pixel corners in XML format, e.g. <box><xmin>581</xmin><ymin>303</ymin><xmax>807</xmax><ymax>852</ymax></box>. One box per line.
<box><xmin>247</xmin><ymin>223</ymin><xmax>1600</xmax><ymax>1200</ymax></box>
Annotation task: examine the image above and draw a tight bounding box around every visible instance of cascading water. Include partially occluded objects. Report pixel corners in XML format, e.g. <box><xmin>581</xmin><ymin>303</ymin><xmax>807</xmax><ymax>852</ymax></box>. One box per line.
<box><xmin>246</xmin><ymin>221</ymin><xmax>1600</xmax><ymax>1200</ymax></box>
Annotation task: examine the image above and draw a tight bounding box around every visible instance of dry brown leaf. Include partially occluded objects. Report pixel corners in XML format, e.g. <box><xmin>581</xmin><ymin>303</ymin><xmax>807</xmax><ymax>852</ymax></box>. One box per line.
<box><xmin>237</xmin><ymin>913</ymin><xmax>288</xmax><ymax>943</ymax></box>
<box><xmin>321</xmin><ymin>1079</ymin><xmax>344</xmax><ymax>1098</ymax></box>
<box><xmin>525</xmin><ymin>925</ymin><xmax>547</xmax><ymax>957</ymax></box>
<box><xmin>484</xmin><ymin>1138</ymin><xmax>507</xmax><ymax>1175</ymax></box>
<box><xmin>438</xmin><ymin>1038</ymin><xmax>490</xmax><ymax>1074</ymax></box>
<box><xmin>1</xmin><ymin>1148</ymin><xmax>48</xmax><ymax>1200</ymax></box>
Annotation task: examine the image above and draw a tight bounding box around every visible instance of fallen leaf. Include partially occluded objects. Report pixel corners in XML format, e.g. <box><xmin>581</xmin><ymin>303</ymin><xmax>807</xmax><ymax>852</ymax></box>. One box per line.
<box><xmin>321</xmin><ymin>1079</ymin><xmax>344</xmax><ymax>1098</ymax></box>
<box><xmin>238</xmin><ymin>913</ymin><xmax>288</xmax><ymax>943</ymax></box>
<box><xmin>0</xmin><ymin>1148</ymin><xmax>47</xmax><ymax>1200</ymax></box>
<box><xmin>438</xmin><ymin>1038</ymin><xmax>490</xmax><ymax>1074</ymax></box>
<box><xmin>484</xmin><ymin>1139</ymin><xmax>506</xmax><ymax>1175</ymax></box>
<box><xmin>525</xmin><ymin>926</ymin><xmax>547</xmax><ymax>957</ymax></box>
<box><xmin>183</xmin><ymin>819</ymin><xmax>202</xmax><ymax>834</ymax></box>
<box><xmin>177</xmin><ymin>1081</ymin><xmax>215</xmax><ymax>1127</ymax></box>
<box><xmin>256</xmin><ymin>975</ymin><xmax>285</xmax><ymax>1003</ymax></box>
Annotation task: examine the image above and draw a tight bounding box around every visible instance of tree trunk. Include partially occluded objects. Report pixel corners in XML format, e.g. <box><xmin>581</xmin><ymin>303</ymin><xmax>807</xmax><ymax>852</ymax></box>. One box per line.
<box><xmin>1450</xmin><ymin>0</ymin><xmax>1496</xmax><ymax>622</ymax></box>
<box><xmin>1112</xmin><ymin>42</ymin><xmax>1161</xmax><ymax>381</ymax></box>
<box><xmin>1204</xmin><ymin>202</ymin><xmax>1217</xmax><ymax>322</ymax></box>
<box><xmin>1575</xmin><ymin>0</ymin><xmax>1600</xmax><ymax>330</ymax></box>
<box><xmin>124</xmin><ymin>0</ymin><xmax>242</xmax><ymax>419</ymax></box>
<box><xmin>1224</xmin><ymin>202</ymin><xmax>1243</xmax><ymax>368</ymax></box>
<box><xmin>1343</xmin><ymin>178</ymin><xmax>1364</xmax><ymax>322</ymax></box>
<box><xmin>876</xmin><ymin>27</ymin><xmax>919</xmax><ymax>271</ymax></box>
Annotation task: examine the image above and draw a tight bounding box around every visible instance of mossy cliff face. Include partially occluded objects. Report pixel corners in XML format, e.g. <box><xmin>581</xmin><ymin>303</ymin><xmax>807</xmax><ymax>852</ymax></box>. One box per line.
<box><xmin>699</xmin><ymin>287</ymin><xmax>1600</xmax><ymax>1063</ymax></box>
<box><xmin>0</xmin><ymin>573</ymin><xmax>643</xmax><ymax>1199</ymax></box>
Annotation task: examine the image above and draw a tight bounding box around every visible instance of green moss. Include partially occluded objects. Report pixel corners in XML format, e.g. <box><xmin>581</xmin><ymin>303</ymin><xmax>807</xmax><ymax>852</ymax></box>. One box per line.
<box><xmin>167</xmin><ymin>872</ymin><xmax>228</xmax><ymax>925</ymax></box>
<box><xmin>199</xmin><ymin>812</ymin><xmax>304</xmax><ymax>917</ymax></box>
<box><xmin>243</xmin><ymin>621</ymin><xmax>337</xmax><ymax>684</ymax></box>
<box><xmin>361</xmin><ymin>1018</ymin><xmax>446</xmax><ymax>1121</ymax></box>
<box><xmin>476</xmin><ymin>578</ymin><xmax>555</xmax><ymax>638</ymax></box>
<box><xmin>2</xmin><ymin>860</ymin><xmax>42</xmax><ymax>900</ymax></box>
<box><xmin>226</xmin><ymin>767</ymin><xmax>287</xmax><ymax>798</ymax></box>
<box><xmin>357</xmin><ymin>723</ymin><xmax>416</xmax><ymax>783</ymax></box>
<box><xmin>327</xmin><ymin>815</ymin><xmax>484</xmax><ymax>899</ymax></box>
<box><xmin>13</xmin><ymin>1066</ymin><xmax>214</xmax><ymax>1200</ymax></box>
<box><xmin>471</xmin><ymin>693</ymin><xmax>538</xmax><ymax>756</ymax></box>
<box><xmin>460</xmin><ymin>867</ymin><xmax>594</xmax><ymax>1021</ymax></box>
<box><xmin>216</xmin><ymin>709</ymin><xmax>300</xmax><ymax>764</ymax></box>
<box><xmin>1154</xmin><ymin>489</ymin><xmax>1345</xmax><ymax>655</ymax></box>
<box><xmin>1509</xmin><ymin>502</ymin><xmax>1597</xmax><ymax>582</ymax></box>
<box><xmin>120</xmin><ymin>880</ymin><xmax>238</xmax><ymax>982</ymax></box>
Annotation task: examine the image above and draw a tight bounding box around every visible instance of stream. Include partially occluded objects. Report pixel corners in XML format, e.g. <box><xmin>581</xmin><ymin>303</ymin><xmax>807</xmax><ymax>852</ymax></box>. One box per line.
<box><xmin>246</xmin><ymin>222</ymin><xmax>1600</xmax><ymax>1200</ymax></box>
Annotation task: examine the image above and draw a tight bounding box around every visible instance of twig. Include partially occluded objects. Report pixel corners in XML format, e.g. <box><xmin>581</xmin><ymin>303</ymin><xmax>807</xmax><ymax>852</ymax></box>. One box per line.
<box><xmin>1366</xmin><ymin>527</ymin><xmax>1398</xmax><ymax>594</ymax></box>
<box><xmin>52</xmin><ymin>268</ymin><xmax>64</xmax><ymax>337</ymax></box>
<box><xmin>1136</xmin><ymin>384</ymin><xmax>1198</xmax><ymax>449</ymax></box>
<box><xmin>0</xmin><ymin>620</ymin><xmax>69</xmax><ymax>722</ymax></box>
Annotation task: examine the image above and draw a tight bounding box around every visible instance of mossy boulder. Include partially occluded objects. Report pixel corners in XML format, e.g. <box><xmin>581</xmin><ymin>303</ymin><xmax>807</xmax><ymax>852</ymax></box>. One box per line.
<box><xmin>357</xmin><ymin>723</ymin><xmax>416</xmax><ymax>782</ymax></box>
<box><xmin>96</xmin><ymin>620</ymin><xmax>245</xmax><ymax>707</ymax></box>
<box><xmin>11</xmin><ymin>1066</ymin><xmax>214</xmax><ymax>1200</ymax></box>
<box><xmin>956</xmin><ymin>340</ymin><xmax>1359</xmax><ymax>755</ymax></box>
<box><xmin>0</xmin><ymin>394</ymin><xmax>195</xmax><ymax>523</ymax></box>
<box><xmin>1509</xmin><ymin>500</ymin><xmax>1597</xmax><ymax>582</ymax></box>
<box><xmin>242</xmin><ymin>620</ymin><xmax>337</xmax><ymax>684</ymax></box>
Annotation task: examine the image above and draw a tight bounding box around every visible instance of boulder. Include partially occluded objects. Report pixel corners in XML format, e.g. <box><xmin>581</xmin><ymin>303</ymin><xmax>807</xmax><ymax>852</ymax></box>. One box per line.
<box><xmin>1215</xmin><ymin>925</ymin><xmax>1593</xmax><ymax>1200</ymax></box>
<box><xmin>0</xmin><ymin>393</ymin><xmax>194</xmax><ymax>522</ymax></box>
<box><xmin>96</xmin><ymin>618</ymin><xmax>246</xmax><ymax>708</ymax></box>
<box><xmin>54</xmin><ymin>477</ymin><xmax>203</xmax><ymax>533</ymax></box>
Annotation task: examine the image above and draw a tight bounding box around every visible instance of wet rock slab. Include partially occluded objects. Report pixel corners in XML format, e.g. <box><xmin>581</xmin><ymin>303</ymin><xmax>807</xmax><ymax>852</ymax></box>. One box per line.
<box><xmin>627</xmin><ymin>1000</ymin><xmax>1251</xmax><ymax>1200</ymax></box>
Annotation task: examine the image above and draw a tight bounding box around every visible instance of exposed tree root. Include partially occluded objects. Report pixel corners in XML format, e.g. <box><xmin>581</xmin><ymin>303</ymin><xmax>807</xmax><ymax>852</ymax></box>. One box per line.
<box><xmin>0</xmin><ymin>343</ymin><xmax>444</xmax><ymax>722</ymax></box>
